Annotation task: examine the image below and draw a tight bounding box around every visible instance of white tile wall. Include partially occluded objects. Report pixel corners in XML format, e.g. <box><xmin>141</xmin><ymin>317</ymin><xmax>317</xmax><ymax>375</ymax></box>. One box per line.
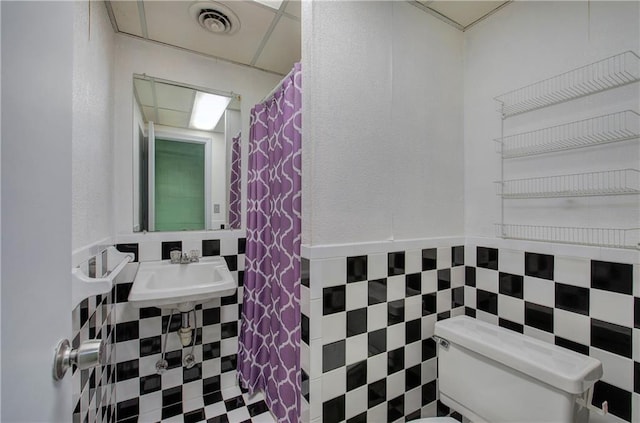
<box><xmin>406</xmin><ymin>249</ymin><xmax>423</xmax><ymax>274</ymax></box>
<box><xmin>421</xmin><ymin>271</ymin><xmax>438</xmax><ymax>294</ymax></box>
<box><xmin>590</xmin><ymin>290</ymin><xmax>634</xmax><ymax>328</ymax></box>
<box><xmin>590</xmin><ymin>347</ymin><xmax>634</xmax><ymax>392</ymax></box>
<box><xmin>497</xmin><ymin>294</ymin><xmax>525</xmax><ymax>324</ymax></box>
<box><xmin>554</xmin><ymin>308</ymin><xmax>591</xmax><ymax>345</ymax></box>
<box><xmin>555</xmin><ymin>255</ymin><xmax>591</xmax><ymax>288</ymax></box>
<box><xmin>498</xmin><ymin>249</ymin><xmax>525</xmax><ymax>275</ymax></box>
<box><xmin>476</xmin><ymin>267</ymin><xmax>499</xmax><ymax>292</ymax></box>
<box><xmin>523</xmin><ymin>276</ymin><xmax>555</xmax><ymax>307</ymax></box>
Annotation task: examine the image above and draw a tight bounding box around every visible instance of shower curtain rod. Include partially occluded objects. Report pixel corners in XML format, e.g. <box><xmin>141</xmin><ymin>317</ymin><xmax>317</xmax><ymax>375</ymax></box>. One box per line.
<box><xmin>259</xmin><ymin>69</ymin><xmax>294</xmax><ymax>103</ymax></box>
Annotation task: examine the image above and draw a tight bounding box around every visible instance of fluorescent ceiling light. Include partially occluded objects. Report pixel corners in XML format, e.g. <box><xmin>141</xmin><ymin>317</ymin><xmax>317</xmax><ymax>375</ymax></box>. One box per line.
<box><xmin>253</xmin><ymin>0</ymin><xmax>284</xmax><ymax>11</ymax></box>
<box><xmin>190</xmin><ymin>91</ymin><xmax>232</xmax><ymax>131</ymax></box>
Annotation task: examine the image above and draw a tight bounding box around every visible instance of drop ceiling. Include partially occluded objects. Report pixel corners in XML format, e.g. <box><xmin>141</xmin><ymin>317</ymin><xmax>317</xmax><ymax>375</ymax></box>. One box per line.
<box><xmin>106</xmin><ymin>1</ymin><xmax>510</xmax><ymax>76</ymax></box>
<box><xmin>133</xmin><ymin>76</ymin><xmax>241</xmax><ymax>133</ymax></box>
<box><xmin>106</xmin><ymin>0</ymin><xmax>302</xmax><ymax>75</ymax></box>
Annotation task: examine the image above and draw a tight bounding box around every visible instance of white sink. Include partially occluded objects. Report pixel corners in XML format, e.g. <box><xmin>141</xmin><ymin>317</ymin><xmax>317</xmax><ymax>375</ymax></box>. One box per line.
<box><xmin>128</xmin><ymin>256</ymin><xmax>237</xmax><ymax>312</ymax></box>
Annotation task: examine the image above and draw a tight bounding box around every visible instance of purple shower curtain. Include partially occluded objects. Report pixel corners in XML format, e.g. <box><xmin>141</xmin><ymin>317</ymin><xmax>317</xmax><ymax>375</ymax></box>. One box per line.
<box><xmin>228</xmin><ymin>132</ymin><xmax>242</xmax><ymax>229</ymax></box>
<box><xmin>237</xmin><ymin>62</ymin><xmax>302</xmax><ymax>422</ymax></box>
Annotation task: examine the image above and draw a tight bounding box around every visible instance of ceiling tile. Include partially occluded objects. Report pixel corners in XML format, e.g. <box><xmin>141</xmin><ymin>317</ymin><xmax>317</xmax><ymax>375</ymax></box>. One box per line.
<box><xmin>428</xmin><ymin>1</ymin><xmax>507</xmax><ymax>28</ymax></box>
<box><xmin>284</xmin><ymin>0</ymin><xmax>301</xmax><ymax>19</ymax></box>
<box><xmin>253</xmin><ymin>0</ymin><xmax>284</xmax><ymax>11</ymax></box>
<box><xmin>109</xmin><ymin>1</ymin><xmax>144</xmax><ymax>37</ymax></box>
<box><xmin>134</xmin><ymin>79</ymin><xmax>154</xmax><ymax>106</ymax></box>
<box><xmin>143</xmin><ymin>0</ymin><xmax>276</xmax><ymax>67</ymax></box>
<box><xmin>142</xmin><ymin>106</ymin><xmax>157</xmax><ymax>123</ymax></box>
<box><xmin>157</xmin><ymin>109</ymin><xmax>191</xmax><ymax>128</ymax></box>
<box><xmin>254</xmin><ymin>15</ymin><xmax>301</xmax><ymax>75</ymax></box>
<box><xmin>154</xmin><ymin>83</ymin><xmax>195</xmax><ymax>113</ymax></box>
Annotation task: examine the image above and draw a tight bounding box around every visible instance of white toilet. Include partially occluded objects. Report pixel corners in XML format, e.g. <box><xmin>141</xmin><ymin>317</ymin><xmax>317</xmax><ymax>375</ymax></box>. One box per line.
<box><xmin>416</xmin><ymin>316</ymin><xmax>604</xmax><ymax>423</ymax></box>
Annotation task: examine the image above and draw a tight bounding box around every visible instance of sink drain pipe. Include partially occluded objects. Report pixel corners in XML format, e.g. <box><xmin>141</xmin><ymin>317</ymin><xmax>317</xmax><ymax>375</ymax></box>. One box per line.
<box><xmin>179</xmin><ymin>311</ymin><xmax>193</xmax><ymax>347</ymax></box>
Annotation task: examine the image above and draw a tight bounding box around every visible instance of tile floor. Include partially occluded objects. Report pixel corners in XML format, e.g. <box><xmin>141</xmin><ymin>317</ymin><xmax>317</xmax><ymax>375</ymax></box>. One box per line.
<box><xmin>137</xmin><ymin>386</ymin><xmax>276</xmax><ymax>423</ymax></box>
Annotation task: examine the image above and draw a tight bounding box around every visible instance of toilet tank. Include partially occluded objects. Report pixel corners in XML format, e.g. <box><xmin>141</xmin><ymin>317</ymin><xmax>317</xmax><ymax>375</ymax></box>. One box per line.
<box><xmin>434</xmin><ymin>316</ymin><xmax>603</xmax><ymax>423</ymax></box>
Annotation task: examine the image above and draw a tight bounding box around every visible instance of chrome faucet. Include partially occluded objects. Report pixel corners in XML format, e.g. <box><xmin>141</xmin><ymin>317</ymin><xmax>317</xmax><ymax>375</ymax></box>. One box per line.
<box><xmin>170</xmin><ymin>250</ymin><xmax>200</xmax><ymax>264</ymax></box>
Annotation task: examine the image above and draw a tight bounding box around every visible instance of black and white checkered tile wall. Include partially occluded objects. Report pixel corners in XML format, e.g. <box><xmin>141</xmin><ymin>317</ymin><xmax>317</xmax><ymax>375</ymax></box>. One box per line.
<box><xmin>302</xmin><ymin>241</ymin><xmax>638</xmax><ymax>423</ymax></box>
<box><xmin>300</xmin><ymin>243</ymin><xmax>467</xmax><ymax>423</ymax></box>
<box><xmin>72</xmin><ymin>251</ymin><xmax>119</xmax><ymax>423</ymax></box>
<box><xmin>75</xmin><ymin>237</ymin><xmax>636</xmax><ymax>423</ymax></box>
<box><xmin>94</xmin><ymin>237</ymin><xmax>275</xmax><ymax>422</ymax></box>
<box><xmin>464</xmin><ymin>243</ymin><xmax>638</xmax><ymax>423</ymax></box>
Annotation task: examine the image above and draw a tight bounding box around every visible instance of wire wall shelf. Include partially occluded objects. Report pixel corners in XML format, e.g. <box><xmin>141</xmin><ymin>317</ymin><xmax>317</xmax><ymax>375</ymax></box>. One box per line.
<box><xmin>496</xmin><ymin>169</ymin><xmax>640</xmax><ymax>198</ymax></box>
<box><xmin>494</xmin><ymin>51</ymin><xmax>640</xmax><ymax>117</ymax></box>
<box><xmin>496</xmin><ymin>224</ymin><xmax>640</xmax><ymax>249</ymax></box>
<box><xmin>497</xmin><ymin>110</ymin><xmax>640</xmax><ymax>158</ymax></box>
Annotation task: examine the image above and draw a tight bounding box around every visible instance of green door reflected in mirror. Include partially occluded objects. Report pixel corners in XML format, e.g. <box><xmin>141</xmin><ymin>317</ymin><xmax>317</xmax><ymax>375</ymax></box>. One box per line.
<box><xmin>154</xmin><ymin>139</ymin><xmax>206</xmax><ymax>231</ymax></box>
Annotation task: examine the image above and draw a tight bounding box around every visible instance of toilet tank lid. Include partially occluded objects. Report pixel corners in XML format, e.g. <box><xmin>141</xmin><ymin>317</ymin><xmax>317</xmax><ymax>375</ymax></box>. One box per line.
<box><xmin>434</xmin><ymin>316</ymin><xmax>603</xmax><ymax>394</ymax></box>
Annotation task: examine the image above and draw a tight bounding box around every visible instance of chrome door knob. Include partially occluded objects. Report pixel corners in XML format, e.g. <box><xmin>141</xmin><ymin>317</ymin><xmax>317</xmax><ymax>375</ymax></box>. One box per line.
<box><xmin>53</xmin><ymin>339</ymin><xmax>104</xmax><ymax>380</ymax></box>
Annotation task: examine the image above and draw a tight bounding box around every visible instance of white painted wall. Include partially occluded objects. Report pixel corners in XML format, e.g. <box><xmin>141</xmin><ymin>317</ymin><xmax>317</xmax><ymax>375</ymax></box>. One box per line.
<box><xmin>464</xmin><ymin>1</ymin><xmax>640</xmax><ymax>239</ymax></box>
<box><xmin>302</xmin><ymin>1</ymin><xmax>464</xmax><ymax>246</ymax></box>
<box><xmin>72</xmin><ymin>1</ymin><xmax>115</xmax><ymax>251</ymax></box>
<box><xmin>113</xmin><ymin>35</ymin><xmax>282</xmax><ymax>237</ymax></box>
<box><xmin>390</xmin><ymin>2</ymin><xmax>464</xmax><ymax>241</ymax></box>
<box><xmin>1</xmin><ymin>2</ymin><xmax>73</xmax><ymax>420</ymax></box>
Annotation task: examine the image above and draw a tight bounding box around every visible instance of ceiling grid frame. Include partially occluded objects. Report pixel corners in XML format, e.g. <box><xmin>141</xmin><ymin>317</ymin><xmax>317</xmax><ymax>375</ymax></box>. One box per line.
<box><xmin>105</xmin><ymin>0</ymin><xmax>512</xmax><ymax>75</ymax></box>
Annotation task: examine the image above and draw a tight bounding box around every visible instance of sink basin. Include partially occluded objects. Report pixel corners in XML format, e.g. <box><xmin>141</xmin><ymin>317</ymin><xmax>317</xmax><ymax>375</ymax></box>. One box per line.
<box><xmin>128</xmin><ymin>256</ymin><xmax>237</xmax><ymax>312</ymax></box>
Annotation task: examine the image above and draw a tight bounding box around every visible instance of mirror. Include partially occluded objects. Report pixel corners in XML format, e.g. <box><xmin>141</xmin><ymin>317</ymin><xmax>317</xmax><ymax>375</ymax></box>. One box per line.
<box><xmin>132</xmin><ymin>74</ymin><xmax>242</xmax><ymax>232</ymax></box>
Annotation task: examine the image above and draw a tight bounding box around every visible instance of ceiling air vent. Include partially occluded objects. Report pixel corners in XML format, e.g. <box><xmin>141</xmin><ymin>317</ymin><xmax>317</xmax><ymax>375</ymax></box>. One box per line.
<box><xmin>190</xmin><ymin>2</ymin><xmax>240</xmax><ymax>35</ymax></box>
